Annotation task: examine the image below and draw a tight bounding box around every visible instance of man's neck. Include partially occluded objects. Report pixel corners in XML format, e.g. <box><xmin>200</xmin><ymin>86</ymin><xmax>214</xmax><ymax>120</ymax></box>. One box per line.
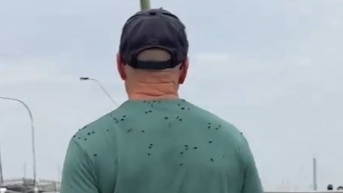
<box><xmin>126</xmin><ymin>82</ymin><xmax>179</xmax><ymax>100</ymax></box>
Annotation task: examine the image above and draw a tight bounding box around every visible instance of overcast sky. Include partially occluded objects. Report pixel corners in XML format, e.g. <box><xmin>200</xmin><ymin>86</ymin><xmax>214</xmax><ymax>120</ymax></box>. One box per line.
<box><xmin>1</xmin><ymin>0</ymin><xmax>343</xmax><ymax>191</ymax></box>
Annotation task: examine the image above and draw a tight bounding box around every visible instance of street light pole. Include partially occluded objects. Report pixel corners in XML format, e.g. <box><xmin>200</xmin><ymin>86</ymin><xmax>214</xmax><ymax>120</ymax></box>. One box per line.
<box><xmin>140</xmin><ymin>0</ymin><xmax>151</xmax><ymax>10</ymax></box>
<box><xmin>0</xmin><ymin>145</ymin><xmax>3</xmax><ymax>185</ymax></box>
<box><xmin>79</xmin><ymin>77</ymin><xmax>118</xmax><ymax>106</ymax></box>
<box><xmin>0</xmin><ymin>96</ymin><xmax>38</xmax><ymax>193</ymax></box>
<box><xmin>313</xmin><ymin>157</ymin><xmax>318</xmax><ymax>191</ymax></box>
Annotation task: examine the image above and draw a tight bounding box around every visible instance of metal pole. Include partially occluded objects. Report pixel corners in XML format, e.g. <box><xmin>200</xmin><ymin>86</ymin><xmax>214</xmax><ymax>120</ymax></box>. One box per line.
<box><xmin>0</xmin><ymin>146</ymin><xmax>3</xmax><ymax>185</ymax></box>
<box><xmin>57</xmin><ymin>165</ymin><xmax>61</xmax><ymax>191</ymax></box>
<box><xmin>24</xmin><ymin>163</ymin><xmax>27</xmax><ymax>179</ymax></box>
<box><xmin>313</xmin><ymin>157</ymin><xmax>317</xmax><ymax>191</ymax></box>
<box><xmin>140</xmin><ymin>0</ymin><xmax>151</xmax><ymax>10</ymax></box>
<box><xmin>79</xmin><ymin>77</ymin><xmax>118</xmax><ymax>106</ymax></box>
<box><xmin>0</xmin><ymin>96</ymin><xmax>38</xmax><ymax>193</ymax></box>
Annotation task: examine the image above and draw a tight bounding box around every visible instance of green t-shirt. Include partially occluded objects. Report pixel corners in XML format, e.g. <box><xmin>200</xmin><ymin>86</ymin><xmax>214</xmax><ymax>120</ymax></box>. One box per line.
<box><xmin>61</xmin><ymin>99</ymin><xmax>263</xmax><ymax>193</ymax></box>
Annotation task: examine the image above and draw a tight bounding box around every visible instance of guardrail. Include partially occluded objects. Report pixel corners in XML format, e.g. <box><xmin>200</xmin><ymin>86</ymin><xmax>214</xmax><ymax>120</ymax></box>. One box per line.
<box><xmin>266</xmin><ymin>192</ymin><xmax>343</xmax><ymax>193</ymax></box>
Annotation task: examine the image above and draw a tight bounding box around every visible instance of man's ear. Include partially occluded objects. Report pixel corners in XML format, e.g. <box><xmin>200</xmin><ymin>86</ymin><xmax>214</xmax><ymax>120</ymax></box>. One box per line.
<box><xmin>179</xmin><ymin>58</ymin><xmax>189</xmax><ymax>84</ymax></box>
<box><xmin>116</xmin><ymin>53</ymin><xmax>127</xmax><ymax>80</ymax></box>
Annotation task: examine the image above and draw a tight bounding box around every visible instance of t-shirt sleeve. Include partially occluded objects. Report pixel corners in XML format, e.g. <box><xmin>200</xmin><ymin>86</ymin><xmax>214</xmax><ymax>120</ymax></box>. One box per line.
<box><xmin>240</xmin><ymin>134</ymin><xmax>264</xmax><ymax>193</ymax></box>
<box><xmin>60</xmin><ymin>138</ymin><xmax>99</xmax><ymax>193</ymax></box>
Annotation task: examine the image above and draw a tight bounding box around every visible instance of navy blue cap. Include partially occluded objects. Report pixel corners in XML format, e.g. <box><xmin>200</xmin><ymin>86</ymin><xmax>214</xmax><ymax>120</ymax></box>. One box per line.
<box><xmin>119</xmin><ymin>8</ymin><xmax>189</xmax><ymax>70</ymax></box>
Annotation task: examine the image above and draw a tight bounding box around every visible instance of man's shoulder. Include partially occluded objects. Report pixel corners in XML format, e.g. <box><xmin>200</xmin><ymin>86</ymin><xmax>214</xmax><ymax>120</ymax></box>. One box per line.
<box><xmin>185</xmin><ymin>101</ymin><xmax>250</xmax><ymax>162</ymax></box>
<box><xmin>72</xmin><ymin>101</ymin><xmax>144</xmax><ymax>143</ymax></box>
<box><xmin>186</xmin><ymin>101</ymin><xmax>241</xmax><ymax>132</ymax></box>
<box><xmin>75</xmin><ymin>113</ymin><xmax>114</xmax><ymax>137</ymax></box>
<box><xmin>183</xmin><ymin>101</ymin><xmax>243</xmax><ymax>141</ymax></box>
<box><xmin>71</xmin><ymin>109</ymin><xmax>123</xmax><ymax>150</ymax></box>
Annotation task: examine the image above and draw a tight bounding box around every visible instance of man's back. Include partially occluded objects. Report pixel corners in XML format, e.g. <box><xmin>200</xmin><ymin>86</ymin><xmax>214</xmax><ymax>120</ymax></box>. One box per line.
<box><xmin>61</xmin><ymin>99</ymin><xmax>263</xmax><ymax>193</ymax></box>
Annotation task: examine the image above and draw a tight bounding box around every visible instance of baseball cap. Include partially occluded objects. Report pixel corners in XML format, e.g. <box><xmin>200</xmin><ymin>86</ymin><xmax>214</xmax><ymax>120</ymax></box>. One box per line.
<box><xmin>119</xmin><ymin>8</ymin><xmax>189</xmax><ymax>70</ymax></box>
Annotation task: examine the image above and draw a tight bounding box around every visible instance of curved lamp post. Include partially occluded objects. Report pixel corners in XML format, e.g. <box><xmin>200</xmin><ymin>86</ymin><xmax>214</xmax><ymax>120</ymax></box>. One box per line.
<box><xmin>79</xmin><ymin>77</ymin><xmax>118</xmax><ymax>106</ymax></box>
<box><xmin>0</xmin><ymin>96</ymin><xmax>38</xmax><ymax>193</ymax></box>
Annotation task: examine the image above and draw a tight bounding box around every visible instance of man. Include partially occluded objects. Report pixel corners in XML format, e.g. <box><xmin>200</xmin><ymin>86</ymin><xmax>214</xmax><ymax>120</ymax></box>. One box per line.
<box><xmin>61</xmin><ymin>8</ymin><xmax>263</xmax><ymax>193</ymax></box>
